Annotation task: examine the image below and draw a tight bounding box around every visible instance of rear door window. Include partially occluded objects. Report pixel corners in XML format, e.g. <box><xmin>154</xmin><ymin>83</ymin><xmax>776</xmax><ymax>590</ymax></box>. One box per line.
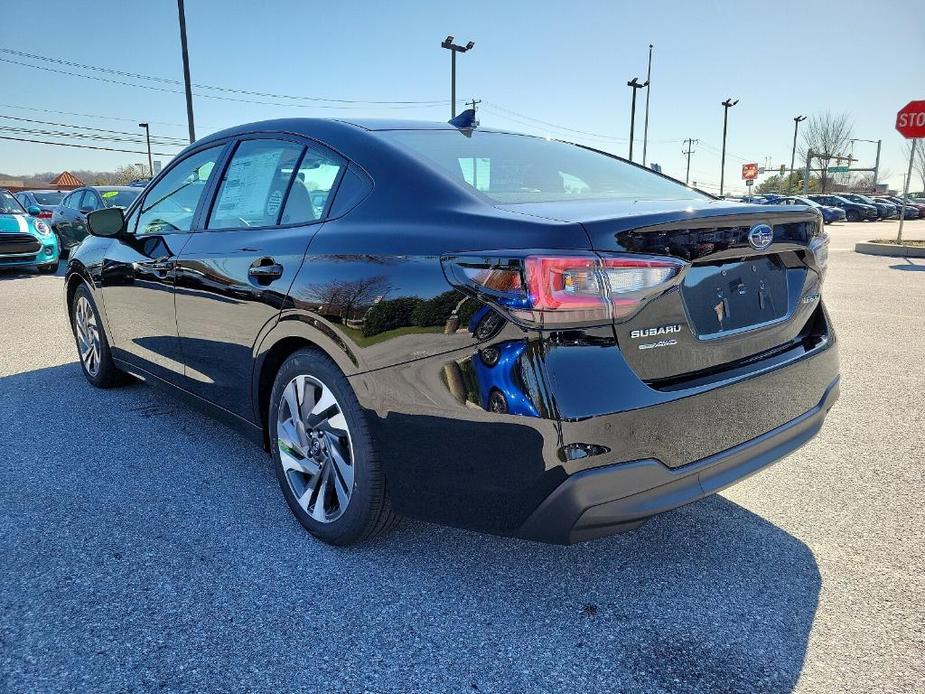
<box><xmin>208</xmin><ymin>140</ymin><xmax>304</xmax><ymax>230</ymax></box>
<box><xmin>280</xmin><ymin>148</ymin><xmax>345</xmax><ymax>225</ymax></box>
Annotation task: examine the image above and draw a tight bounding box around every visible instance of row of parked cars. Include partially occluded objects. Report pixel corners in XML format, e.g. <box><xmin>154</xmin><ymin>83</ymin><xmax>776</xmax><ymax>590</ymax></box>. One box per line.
<box><xmin>1</xmin><ymin>185</ymin><xmax>142</xmax><ymax>273</ymax></box>
<box><xmin>735</xmin><ymin>192</ymin><xmax>924</xmax><ymax>223</ymax></box>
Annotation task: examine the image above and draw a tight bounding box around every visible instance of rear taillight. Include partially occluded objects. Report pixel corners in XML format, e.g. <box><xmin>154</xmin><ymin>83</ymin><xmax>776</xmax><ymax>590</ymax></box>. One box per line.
<box><xmin>38</xmin><ymin>210</ymin><xmax>53</xmax><ymax>219</ymax></box>
<box><xmin>443</xmin><ymin>252</ymin><xmax>686</xmax><ymax>328</ymax></box>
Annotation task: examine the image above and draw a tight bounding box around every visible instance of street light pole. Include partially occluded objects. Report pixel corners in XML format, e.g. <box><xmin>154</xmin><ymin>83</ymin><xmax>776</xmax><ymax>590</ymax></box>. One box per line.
<box><xmin>138</xmin><ymin>122</ymin><xmax>153</xmax><ymax>177</ymax></box>
<box><xmin>177</xmin><ymin>0</ymin><xmax>196</xmax><ymax>143</ymax></box>
<box><xmin>626</xmin><ymin>77</ymin><xmax>648</xmax><ymax>162</ymax></box>
<box><xmin>789</xmin><ymin>115</ymin><xmax>806</xmax><ymax>193</ymax></box>
<box><xmin>441</xmin><ymin>36</ymin><xmax>475</xmax><ymax>119</ymax></box>
<box><xmin>719</xmin><ymin>98</ymin><xmax>738</xmax><ymax>197</ymax></box>
<box><xmin>642</xmin><ymin>44</ymin><xmax>653</xmax><ymax>166</ymax></box>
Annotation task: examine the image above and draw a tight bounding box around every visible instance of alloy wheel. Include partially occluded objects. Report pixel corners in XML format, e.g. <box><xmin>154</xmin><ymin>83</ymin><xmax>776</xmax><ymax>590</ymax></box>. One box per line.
<box><xmin>276</xmin><ymin>374</ymin><xmax>355</xmax><ymax>523</ymax></box>
<box><xmin>74</xmin><ymin>295</ymin><xmax>101</xmax><ymax>377</ymax></box>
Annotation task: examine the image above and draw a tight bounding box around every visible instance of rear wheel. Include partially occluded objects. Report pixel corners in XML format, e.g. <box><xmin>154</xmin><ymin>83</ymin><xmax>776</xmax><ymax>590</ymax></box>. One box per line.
<box><xmin>269</xmin><ymin>349</ymin><xmax>398</xmax><ymax>545</ymax></box>
<box><xmin>71</xmin><ymin>284</ymin><xmax>121</xmax><ymax>388</ymax></box>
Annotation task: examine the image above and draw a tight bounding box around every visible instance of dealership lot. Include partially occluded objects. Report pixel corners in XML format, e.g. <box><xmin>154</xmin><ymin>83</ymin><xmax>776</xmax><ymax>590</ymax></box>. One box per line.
<box><xmin>1</xmin><ymin>221</ymin><xmax>923</xmax><ymax>693</ymax></box>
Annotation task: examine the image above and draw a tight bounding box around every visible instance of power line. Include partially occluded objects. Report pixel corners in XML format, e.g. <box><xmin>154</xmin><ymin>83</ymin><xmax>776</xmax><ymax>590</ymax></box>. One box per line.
<box><xmin>0</xmin><ymin>48</ymin><xmax>449</xmax><ymax>105</ymax></box>
<box><xmin>0</xmin><ymin>114</ymin><xmax>189</xmax><ymax>145</ymax></box>
<box><xmin>0</xmin><ymin>102</ymin><xmax>189</xmax><ymax>129</ymax></box>
<box><xmin>0</xmin><ymin>125</ymin><xmax>185</xmax><ymax>149</ymax></box>
<box><xmin>0</xmin><ymin>56</ymin><xmax>447</xmax><ymax>111</ymax></box>
<box><xmin>0</xmin><ymin>135</ymin><xmax>176</xmax><ymax>156</ymax></box>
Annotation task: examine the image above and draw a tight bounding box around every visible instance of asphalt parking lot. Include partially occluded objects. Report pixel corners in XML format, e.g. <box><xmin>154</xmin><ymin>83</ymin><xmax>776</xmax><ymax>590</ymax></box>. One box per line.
<box><xmin>1</xmin><ymin>220</ymin><xmax>923</xmax><ymax>693</ymax></box>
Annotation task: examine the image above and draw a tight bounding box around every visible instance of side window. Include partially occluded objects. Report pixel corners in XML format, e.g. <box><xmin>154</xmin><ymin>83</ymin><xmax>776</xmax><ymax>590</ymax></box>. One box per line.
<box><xmin>208</xmin><ymin>139</ymin><xmax>304</xmax><ymax>230</ymax></box>
<box><xmin>328</xmin><ymin>166</ymin><xmax>372</xmax><ymax>218</ymax></box>
<box><xmin>61</xmin><ymin>192</ymin><xmax>74</xmax><ymax>209</ymax></box>
<box><xmin>281</xmin><ymin>147</ymin><xmax>344</xmax><ymax>225</ymax></box>
<box><xmin>137</xmin><ymin>145</ymin><xmax>223</xmax><ymax>235</ymax></box>
<box><xmin>79</xmin><ymin>190</ymin><xmax>99</xmax><ymax>211</ymax></box>
<box><xmin>15</xmin><ymin>193</ymin><xmax>27</xmax><ymax>206</ymax></box>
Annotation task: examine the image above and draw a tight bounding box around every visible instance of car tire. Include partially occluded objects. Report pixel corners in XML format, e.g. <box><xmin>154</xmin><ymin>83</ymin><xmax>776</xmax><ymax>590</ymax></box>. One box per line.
<box><xmin>71</xmin><ymin>284</ymin><xmax>122</xmax><ymax>388</ymax></box>
<box><xmin>37</xmin><ymin>261</ymin><xmax>59</xmax><ymax>274</ymax></box>
<box><xmin>846</xmin><ymin>210</ymin><xmax>859</xmax><ymax>222</ymax></box>
<box><xmin>268</xmin><ymin>348</ymin><xmax>398</xmax><ymax>545</ymax></box>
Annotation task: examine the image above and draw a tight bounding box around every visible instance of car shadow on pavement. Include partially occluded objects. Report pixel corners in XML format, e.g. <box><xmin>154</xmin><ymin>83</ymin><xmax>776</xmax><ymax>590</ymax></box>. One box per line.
<box><xmin>1</xmin><ymin>363</ymin><xmax>820</xmax><ymax>694</ymax></box>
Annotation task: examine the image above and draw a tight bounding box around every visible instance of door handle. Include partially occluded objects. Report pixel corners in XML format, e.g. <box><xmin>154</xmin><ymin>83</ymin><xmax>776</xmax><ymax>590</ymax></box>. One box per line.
<box><xmin>248</xmin><ymin>260</ymin><xmax>284</xmax><ymax>280</ymax></box>
<box><xmin>149</xmin><ymin>258</ymin><xmax>174</xmax><ymax>272</ymax></box>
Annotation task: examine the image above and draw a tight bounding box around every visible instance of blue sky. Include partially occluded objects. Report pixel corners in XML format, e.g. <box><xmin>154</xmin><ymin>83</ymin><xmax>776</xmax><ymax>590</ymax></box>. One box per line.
<box><xmin>1</xmin><ymin>0</ymin><xmax>922</xmax><ymax>194</ymax></box>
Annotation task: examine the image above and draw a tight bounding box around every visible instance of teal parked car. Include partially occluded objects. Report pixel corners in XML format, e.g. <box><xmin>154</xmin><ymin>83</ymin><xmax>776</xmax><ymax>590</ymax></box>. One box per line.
<box><xmin>0</xmin><ymin>189</ymin><xmax>60</xmax><ymax>273</ymax></box>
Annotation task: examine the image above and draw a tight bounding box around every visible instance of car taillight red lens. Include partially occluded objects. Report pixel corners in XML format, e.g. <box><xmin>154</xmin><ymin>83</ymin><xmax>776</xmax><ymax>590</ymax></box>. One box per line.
<box><xmin>443</xmin><ymin>253</ymin><xmax>686</xmax><ymax>328</ymax></box>
<box><xmin>39</xmin><ymin>210</ymin><xmax>53</xmax><ymax>219</ymax></box>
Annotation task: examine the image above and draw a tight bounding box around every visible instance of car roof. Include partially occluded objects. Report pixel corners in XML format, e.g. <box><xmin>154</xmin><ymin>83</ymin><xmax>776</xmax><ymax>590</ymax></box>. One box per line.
<box><xmin>82</xmin><ymin>185</ymin><xmax>139</xmax><ymax>191</ymax></box>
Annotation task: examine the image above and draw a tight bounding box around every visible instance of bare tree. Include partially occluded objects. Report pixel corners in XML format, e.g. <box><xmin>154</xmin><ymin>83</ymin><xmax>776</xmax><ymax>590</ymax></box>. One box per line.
<box><xmin>310</xmin><ymin>275</ymin><xmax>391</xmax><ymax>322</ymax></box>
<box><xmin>902</xmin><ymin>139</ymin><xmax>925</xmax><ymax>193</ymax></box>
<box><xmin>800</xmin><ymin>112</ymin><xmax>854</xmax><ymax>193</ymax></box>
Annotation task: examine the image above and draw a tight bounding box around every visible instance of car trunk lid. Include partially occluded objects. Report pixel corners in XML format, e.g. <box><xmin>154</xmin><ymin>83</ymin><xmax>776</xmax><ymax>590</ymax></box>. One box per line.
<box><xmin>497</xmin><ymin>198</ymin><xmax>826</xmax><ymax>383</ymax></box>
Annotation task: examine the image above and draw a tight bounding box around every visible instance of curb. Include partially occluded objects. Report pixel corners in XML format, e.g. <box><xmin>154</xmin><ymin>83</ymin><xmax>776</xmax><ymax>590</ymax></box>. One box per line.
<box><xmin>854</xmin><ymin>242</ymin><xmax>925</xmax><ymax>258</ymax></box>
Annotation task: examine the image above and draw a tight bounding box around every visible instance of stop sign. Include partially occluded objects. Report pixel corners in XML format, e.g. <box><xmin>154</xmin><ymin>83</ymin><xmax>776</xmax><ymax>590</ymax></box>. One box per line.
<box><xmin>896</xmin><ymin>100</ymin><xmax>925</xmax><ymax>139</ymax></box>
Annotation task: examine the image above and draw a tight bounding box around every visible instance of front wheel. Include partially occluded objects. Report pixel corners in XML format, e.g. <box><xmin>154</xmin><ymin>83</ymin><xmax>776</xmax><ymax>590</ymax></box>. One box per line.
<box><xmin>269</xmin><ymin>349</ymin><xmax>398</xmax><ymax>545</ymax></box>
<box><xmin>846</xmin><ymin>210</ymin><xmax>860</xmax><ymax>222</ymax></box>
<box><xmin>71</xmin><ymin>284</ymin><xmax>122</xmax><ymax>388</ymax></box>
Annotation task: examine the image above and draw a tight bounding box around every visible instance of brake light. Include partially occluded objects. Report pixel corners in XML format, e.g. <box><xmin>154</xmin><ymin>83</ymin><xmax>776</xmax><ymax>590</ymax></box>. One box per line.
<box><xmin>443</xmin><ymin>253</ymin><xmax>686</xmax><ymax>328</ymax></box>
<box><xmin>38</xmin><ymin>210</ymin><xmax>53</xmax><ymax>219</ymax></box>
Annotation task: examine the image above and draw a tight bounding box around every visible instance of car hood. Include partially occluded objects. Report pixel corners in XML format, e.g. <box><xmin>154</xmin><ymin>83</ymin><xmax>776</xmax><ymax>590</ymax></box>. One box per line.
<box><xmin>0</xmin><ymin>214</ymin><xmax>40</xmax><ymax>237</ymax></box>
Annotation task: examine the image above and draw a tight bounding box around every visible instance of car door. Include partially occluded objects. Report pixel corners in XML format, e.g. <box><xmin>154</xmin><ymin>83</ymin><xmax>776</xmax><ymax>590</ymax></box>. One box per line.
<box><xmin>54</xmin><ymin>191</ymin><xmax>79</xmax><ymax>242</ymax></box>
<box><xmin>174</xmin><ymin>136</ymin><xmax>346</xmax><ymax>421</ymax></box>
<box><xmin>99</xmin><ymin>144</ymin><xmax>229</xmax><ymax>383</ymax></box>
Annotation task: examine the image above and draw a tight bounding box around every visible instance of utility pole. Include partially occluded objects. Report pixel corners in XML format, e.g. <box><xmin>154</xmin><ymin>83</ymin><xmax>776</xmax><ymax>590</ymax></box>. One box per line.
<box><xmin>441</xmin><ymin>36</ymin><xmax>475</xmax><ymax>119</ymax></box>
<box><xmin>682</xmin><ymin>138</ymin><xmax>698</xmax><ymax>184</ymax></box>
<box><xmin>897</xmin><ymin>139</ymin><xmax>917</xmax><ymax>244</ymax></box>
<box><xmin>177</xmin><ymin>0</ymin><xmax>196</xmax><ymax>143</ymax></box>
<box><xmin>789</xmin><ymin>115</ymin><xmax>806</xmax><ymax>193</ymax></box>
<box><xmin>719</xmin><ymin>98</ymin><xmax>738</xmax><ymax>196</ymax></box>
<box><xmin>138</xmin><ymin>122</ymin><xmax>153</xmax><ymax>177</ymax></box>
<box><xmin>626</xmin><ymin>77</ymin><xmax>648</xmax><ymax>162</ymax></box>
<box><xmin>642</xmin><ymin>44</ymin><xmax>653</xmax><ymax>166</ymax></box>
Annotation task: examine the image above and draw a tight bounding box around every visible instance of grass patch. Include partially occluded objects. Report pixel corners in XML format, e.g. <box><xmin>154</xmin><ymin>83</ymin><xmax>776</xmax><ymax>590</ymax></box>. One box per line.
<box><xmin>340</xmin><ymin>324</ymin><xmax>443</xmax><ymax>347</ymax></box>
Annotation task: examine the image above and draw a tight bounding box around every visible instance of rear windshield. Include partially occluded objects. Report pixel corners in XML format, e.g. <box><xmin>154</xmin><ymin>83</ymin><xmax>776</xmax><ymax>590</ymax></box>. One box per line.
<box><xmin>385</xmin><ymin>130</ymin><xmax>706</xmax><ymax>204</ymax></box>
<box><xmin>32</xmin><ymin>191</ymin><xmax>65</xmax><ymax>205</ymax></box>
<box><xmin>98</xmin><ymin>189</ymin><xmax>140</xmax><ymax>208</ymax></box>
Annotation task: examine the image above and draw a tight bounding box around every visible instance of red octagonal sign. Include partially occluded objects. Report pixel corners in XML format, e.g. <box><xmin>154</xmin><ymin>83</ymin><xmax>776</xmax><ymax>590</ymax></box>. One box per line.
<box><xmin>896</xmin><ymin>100</ymin><xmax>925</xmax><ymax>139</ymax></box>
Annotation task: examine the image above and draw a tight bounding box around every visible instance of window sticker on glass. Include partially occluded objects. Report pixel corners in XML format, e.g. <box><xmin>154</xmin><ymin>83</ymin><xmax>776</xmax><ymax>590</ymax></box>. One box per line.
<box><xmin>101</xmin><ymin>190</ymin><xmax>119</xmax><ymax>199</ymax></box>
<box><xmin>209</xmin><ymin>140</ymin><xmax>303</xmax><ymax>229</ymax></box>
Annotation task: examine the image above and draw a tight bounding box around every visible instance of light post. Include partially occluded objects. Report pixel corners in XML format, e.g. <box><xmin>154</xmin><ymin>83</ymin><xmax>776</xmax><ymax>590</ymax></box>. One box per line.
<box><xmin>138</xmin><ymin>122</ymin><xmax>153</xmax><ymax>178</ymax></box>
<box><xmin>642</xmin><ymin>44</ymin><xmax>653</xmax><ymax>166</ymax></box>
<box><xmin>719</xmin><ymin>98</ymin><xmax>738</xmax><ymax>196</ymax></box>
<box><xmin>850</xmin><ymin>137</ymin><xmax>883</xmax><ymax>192</ymax></box>
<box><xmin>789</xmin><ymin>115</ymin><xmax>806</xmax><ymax>193</ymax></box>
<box><xmin>626</xmin><ymin>77</ymin><xmax>648</xmax><ymax>162</ymax></box>
<box><xmin>441</xmin><ymin>36</ymin><xmax>475</xmax><ymax>119</ymax></box>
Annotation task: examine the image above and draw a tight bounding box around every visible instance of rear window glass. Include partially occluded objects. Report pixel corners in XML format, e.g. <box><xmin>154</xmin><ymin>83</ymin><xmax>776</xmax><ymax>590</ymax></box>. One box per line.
<box><xmin>385</xmin><ymin>130</ymin><xmax>706</xmax><ymax>204</ymax></box>
<box><xmin>32</xmin><ymin>191</ymin><xmax>65</xmax><ymax>205</ymax></box>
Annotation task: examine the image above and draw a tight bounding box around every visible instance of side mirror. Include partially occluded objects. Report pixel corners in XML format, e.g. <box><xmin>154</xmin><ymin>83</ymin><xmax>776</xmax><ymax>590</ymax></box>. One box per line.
<box><xmin>27</xmin><ymin>205</ymin><xmax>42</xmax><ymax>216</ymax></box>
<box><xmin>87</xmin><ymin>207</ymin><xmax>125</xmax><ymax>237</ymax></box>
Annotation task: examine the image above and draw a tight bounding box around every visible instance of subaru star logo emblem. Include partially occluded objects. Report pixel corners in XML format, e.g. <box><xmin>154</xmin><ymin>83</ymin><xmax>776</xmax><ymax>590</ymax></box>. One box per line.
<box><xmin>747</xmin><ymin>224</ymin><xmax>774</xmax><ymax>250</ymax></box>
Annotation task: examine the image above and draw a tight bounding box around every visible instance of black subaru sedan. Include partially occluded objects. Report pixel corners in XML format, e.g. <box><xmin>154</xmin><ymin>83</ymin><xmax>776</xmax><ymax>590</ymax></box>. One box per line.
<box><xmin>64</xmin><ymin>118</ymin><xmax>839</xmax><ymax>545</ymax></box>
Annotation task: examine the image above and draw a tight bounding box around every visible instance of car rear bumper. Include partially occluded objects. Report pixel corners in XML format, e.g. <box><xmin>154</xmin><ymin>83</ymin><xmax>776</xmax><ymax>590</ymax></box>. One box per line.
<box><xmin>516</xmin><ymin>376</ymin><xmax>839</xmax><ymax>544</ymax></box>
